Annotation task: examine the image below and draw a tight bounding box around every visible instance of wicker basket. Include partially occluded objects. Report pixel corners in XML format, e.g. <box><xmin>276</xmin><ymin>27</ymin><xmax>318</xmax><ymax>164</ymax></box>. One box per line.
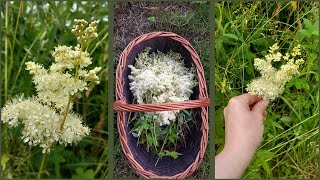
<box><xmin>114</xmin><ymin>32</ymin><xmax>209</xmax><ymax>179</ymax></box>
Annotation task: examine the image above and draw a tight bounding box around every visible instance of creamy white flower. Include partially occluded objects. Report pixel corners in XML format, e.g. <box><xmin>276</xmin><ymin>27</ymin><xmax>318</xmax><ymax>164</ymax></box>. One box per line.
<box><xmin>0</xmin><ymin>19</ymin><xmax>100</xmax><ymax>153</ymax></box>
<box><xmin>1</xmin><ymin>96</ymin><xmax>90</xmax><ymax>153</ymax></box>
<box><xmin>247</xmin><ymin>44</ymin><xmax>304</xmax><ymax>100</ymax></box>
<box><xmin>128</xmin><ymin>48</ymin><xmax>197</xmax><ymax>126</ymax></box>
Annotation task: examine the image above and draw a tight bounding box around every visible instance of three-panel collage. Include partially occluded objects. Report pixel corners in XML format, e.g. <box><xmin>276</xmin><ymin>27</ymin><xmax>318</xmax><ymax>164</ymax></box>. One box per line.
<box><xmin>0</xmin><ymin>1</ymin><xmax>319</xmax><ymax>179</ymax></box>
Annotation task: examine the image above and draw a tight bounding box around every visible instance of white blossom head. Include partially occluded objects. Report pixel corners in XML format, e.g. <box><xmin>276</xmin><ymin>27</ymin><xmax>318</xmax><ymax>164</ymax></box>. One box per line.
<box><xmin>128</xmin><ymin>48</ymin><xmax>197</xmax><ymax>125</ymax></box>
<box><xmin>247</xmin><ymin>43</ymin><xmax>304</xmax><ymax>100</ymax></box>
<box><xmin>1</xmin><ymin>19</ymin><xmax>101</xmax><ymax>153</ymax></box>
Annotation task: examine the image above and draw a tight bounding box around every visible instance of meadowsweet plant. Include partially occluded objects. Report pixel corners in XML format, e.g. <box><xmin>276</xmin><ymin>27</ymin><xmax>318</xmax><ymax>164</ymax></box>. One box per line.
<box><xmin>1</xmin><ymin>19</ymin><xmax>101</xmax><ymax>154</ymax></box>
<box><xmin>128</xmin><ymin>48</ymin><xmax>197</xmax><ymax>161</ymax></box>
<box><xmin>247</xmin><ymin>43</ymin><xmax>304</xmax><ymax>100</ymax></box>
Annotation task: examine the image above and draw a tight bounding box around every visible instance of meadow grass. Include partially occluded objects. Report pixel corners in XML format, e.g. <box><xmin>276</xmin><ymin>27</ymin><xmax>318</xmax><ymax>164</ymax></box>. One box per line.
<box><xmin>1</xmin><ymin>1</ymin><xmax>108</xmax><ymax>178</ymax></box>
<box><xmin>215</xmin><ymin>1</ymin><xmax>319</xmax><ymax>178</ymax></box>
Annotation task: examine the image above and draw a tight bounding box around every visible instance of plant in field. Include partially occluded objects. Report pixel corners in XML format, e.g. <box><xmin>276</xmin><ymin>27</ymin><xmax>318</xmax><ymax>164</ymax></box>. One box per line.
<box><xmin>1</xmin><ymin>19</ymin><xmax>100</xmax><ymax>154</ymax></box>
<box><xmin>246</xmin><ymin>43</ymin><xmax>304</xmax><ymax>100</ymax></box>
<box><xmin>128</xmin><ymin>48</ymin><xmax>197</xmax><ymax>161</ymax></box>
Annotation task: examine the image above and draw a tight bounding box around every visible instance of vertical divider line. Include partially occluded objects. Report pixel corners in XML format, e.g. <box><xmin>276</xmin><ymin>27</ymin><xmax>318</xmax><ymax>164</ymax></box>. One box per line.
<box><xmin>108</xmin><ymin>0</ymin><xmax>115</xmax><ymax>179</ymax></box>
<box><xmin>0</xmin><ymin>0</ymin><xmax>3</xmax><ymax>178</ymax></box>
<box><xmin>316</xmin><ymin>2</ymin><xmax>320</xmax><ymax>179</ymax></box>
<box><xmin>209</xmin><ymin>0</ymin><xmax>215</xmax><ymax>179</ymax></box>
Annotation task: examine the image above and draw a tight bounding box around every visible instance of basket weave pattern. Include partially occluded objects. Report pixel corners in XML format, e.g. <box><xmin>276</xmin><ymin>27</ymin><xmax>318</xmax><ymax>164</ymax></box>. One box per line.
<box><xmin>114</xmin><ymin>32</ymin><xmax>209</xmax><ymax>179</ymax></box>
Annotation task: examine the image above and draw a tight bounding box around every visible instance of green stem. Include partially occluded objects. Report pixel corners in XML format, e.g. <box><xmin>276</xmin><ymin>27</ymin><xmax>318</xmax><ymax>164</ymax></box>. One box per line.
<box><xmin>2</xmin><ymin>1</ymin><xmax>10</xmax><ymax>157</ymax></box>
<box><xmin>155</xmin><ymin>124</ymin><xmax>172</xmax><ymax>166</ymax></box>
<box><xmin>5</xmin><ymin>1</ymin><xmax>9</xmax><ymax>102</ymax></box>
<box><xmin>8</xmin><ymin>2</ymin><xmax>23</xmax><ymax>85</ymax></box>
<box><xmin>60</xmin><ymin>95</ymin><xmax>72</xmax><ymax>130</ymax></box>
<box><xmin>37</xmin><ymin>153</ymin><xmax>47</xmax><ymax>179</ymax></box>
<box><xmin>153</xmin><ymin>115</ymin><xmax>157</xmax><ymax>150</ymax></box>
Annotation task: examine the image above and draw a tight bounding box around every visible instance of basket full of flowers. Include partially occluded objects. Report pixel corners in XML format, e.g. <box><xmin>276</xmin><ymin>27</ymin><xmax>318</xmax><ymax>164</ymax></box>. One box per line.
<box><xmin>114</xmin><ymin>32</ymin><xmax>210</xmax><ymax>178</ymax></box>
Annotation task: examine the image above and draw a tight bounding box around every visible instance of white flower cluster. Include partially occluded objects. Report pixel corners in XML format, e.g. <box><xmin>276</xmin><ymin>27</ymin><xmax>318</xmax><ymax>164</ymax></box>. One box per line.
<box><xmin>247</xmin><ymin>43</ymin><xmax>304</xmax><ymax>100</ymax></box>
<box><xmin>1</xmin><ymin>96</ymin><xmax>90</xmax><ymax>153</ymax></box>
<box><xmin>128</xmin><ymin>48</ymin><xmax>197</xmax><ymax>126</ymax></box>
<box><xmin>71</xmin><ymin>19</ymin><xmax>98</xmax><ymax>47</ymax></box>
<box><xmin>1</xmin><ymin>19</ymin><xmax>100</xmax><ymax>153</ymax></box>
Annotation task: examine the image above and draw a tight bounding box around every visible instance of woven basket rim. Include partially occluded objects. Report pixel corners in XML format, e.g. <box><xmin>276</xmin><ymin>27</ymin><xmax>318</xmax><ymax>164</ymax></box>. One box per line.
<box><xmin>115</xmin><ymin>31</ymin><xmax>209</xmax><ymax>179</ymax></box>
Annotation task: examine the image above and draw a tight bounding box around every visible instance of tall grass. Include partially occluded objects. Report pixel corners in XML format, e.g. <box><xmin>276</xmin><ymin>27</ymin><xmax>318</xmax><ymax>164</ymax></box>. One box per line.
<box><xmin>0</xmin><ymin>1</ymin><xmax>108</xmax><ymax>178</ymax></box>
<box><xmin>215</xmin><ymin>1</ymin><xmax>319</xmax><ymax>178</ymax></box>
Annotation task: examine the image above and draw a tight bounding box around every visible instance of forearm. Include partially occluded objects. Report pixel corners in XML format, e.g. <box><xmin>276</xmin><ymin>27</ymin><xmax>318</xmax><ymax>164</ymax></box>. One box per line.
<box><xmin>215</xmin><ymin>147</ymin><xmax>255</xmax><ymax>179</ymax></box>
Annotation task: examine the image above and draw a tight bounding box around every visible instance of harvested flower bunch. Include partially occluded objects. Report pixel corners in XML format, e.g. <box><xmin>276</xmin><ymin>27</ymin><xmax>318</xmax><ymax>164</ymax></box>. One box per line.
<box><xmin>128</xmin><ymin>48</ymin><xmax>197</xmax><ymax>160</ymax></box>
<box><xmin>247</xmin><ymin>43</ymin><xmax>304</xmax><ymax>100</ymax></box>
<box><xmin>1</xmin><ymin>19</ymin><xmax>101</xmax><ymax>153</ymax></box>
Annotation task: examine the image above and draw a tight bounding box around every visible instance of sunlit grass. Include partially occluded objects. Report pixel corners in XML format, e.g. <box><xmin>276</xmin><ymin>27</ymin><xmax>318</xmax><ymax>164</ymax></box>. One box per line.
<box><xmin>215</xmin><ymin>1</ymin><xmax>318</xmax><ymax>178</ymax></box>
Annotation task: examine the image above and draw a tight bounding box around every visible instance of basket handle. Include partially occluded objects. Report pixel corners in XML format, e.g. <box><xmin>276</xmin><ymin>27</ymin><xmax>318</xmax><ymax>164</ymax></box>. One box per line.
<box><xmin>114</xmin><ymin>98</ymin><xmax>210</xmax><ymax>112</ymax></box>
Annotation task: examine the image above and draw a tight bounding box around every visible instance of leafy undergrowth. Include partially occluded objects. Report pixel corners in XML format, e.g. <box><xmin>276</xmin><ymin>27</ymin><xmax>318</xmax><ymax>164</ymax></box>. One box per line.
<box><xmin>215</xmin><ymin>1</ymin><xmax>319</xmax><ymax>178</ymax></box>
<box><xmin>1</xmin><ymin>1</ymin><xmax>108</xmax><ymax>178</ymax></box>
<box><xmin>114</xmin><ymin>1</ymin><xmax>210</xmax><ymax>178</ymax></box>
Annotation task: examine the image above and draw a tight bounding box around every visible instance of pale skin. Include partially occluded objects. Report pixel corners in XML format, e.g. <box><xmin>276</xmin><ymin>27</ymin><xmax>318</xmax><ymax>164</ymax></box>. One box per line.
<box><xmin>215</xmin><ymin>93</ymin><xmax>270</xmax><ymax>179</ymax></box>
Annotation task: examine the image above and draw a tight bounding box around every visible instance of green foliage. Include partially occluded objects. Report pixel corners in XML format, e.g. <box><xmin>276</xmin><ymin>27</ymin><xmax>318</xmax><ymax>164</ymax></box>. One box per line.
<box><xmin>1</xmin><ymin>1</ymin><xmax>108</xmax><ymax>178</ymax></box>
<box><xmin>72</xmin><ymin>167</ymin><xmax>95</xmax><ymax>179</ymax></box>
<box><xmin>131</xmin><ymin>110</ymin><xmax>195</xmax><ymax>162</ymax></box>
<box><xmin>215</xmin><ymin>1</ymin><xmax>318</xmax><ymax>178</ymax></box>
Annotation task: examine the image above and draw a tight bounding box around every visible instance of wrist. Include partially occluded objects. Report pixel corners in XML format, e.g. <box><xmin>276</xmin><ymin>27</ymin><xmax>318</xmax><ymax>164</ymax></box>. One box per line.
<box><xmin>215</xmin><ymin>146</ymin><xmax>255</xmax><ymax>179</ymax></box>
<box><xmin>224</xmin><ymin>139</ymin><xmax>258</xmax><ymax>158</ymax></box>
<box><xmin>222</xmin><ymin>144</ymin><xmax>256</xmax><ymax>167</ymax></box>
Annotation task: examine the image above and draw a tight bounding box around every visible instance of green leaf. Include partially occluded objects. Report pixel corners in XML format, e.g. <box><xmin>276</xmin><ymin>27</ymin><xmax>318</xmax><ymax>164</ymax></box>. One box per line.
<box><xmin>146</xmin><ymin>134</ymin><xmax>154</xmax><ymax>145</ymax></box>
<box><xmin>147</xmin><ymin>16</ymin><xmax>156</xmax><ymax>23</ymax></box>
<box><xmin>141</xmin><ymin>121</ymin><xmax>151</xmax><ymax>130</ymax></box>
<box><xmin>167</xmin><ymin>151</ymin><xmax>182</xmax><ymax>159</ymax></box>
<box><xmin>286</xmin><ymin>78</ymin><xmax>310</xmax><ymax>90</ymax></box>
<box><xmin>169</xmin><ymin>136</ymin><xmax>175</xmax><ymax>143</ymax></box>
<box><xmin>158</xmin><ymin>152</ymin><xmax>166</xmax><ymax>158</ymax></box>
<box><xmin>72</xmin><ymin>167</ymin><xmax>95</xmax><ymax>179</ymax></box>
<box><xmin>222</xmin><ymin>33</ymin><xmax>239</xmax><ymax>41</ymax></box>
<box><xmin>1</xmin><ymin>155</ymin><xmax>10</xmax><ymax>171</ymax></box>
<box><xmin>270</xmin><ymin>120</ymin><xmax>284</xmax><ymax>130</ymax></box>
<box><xmin>261</xmin><ymin>161</ymin><xmax>271</xmax><ymax>175</ymax></box>
<box><xmin>303</xmin><ymin>18</ymin><xmax>313</xmax><ymax>30</ymax></box>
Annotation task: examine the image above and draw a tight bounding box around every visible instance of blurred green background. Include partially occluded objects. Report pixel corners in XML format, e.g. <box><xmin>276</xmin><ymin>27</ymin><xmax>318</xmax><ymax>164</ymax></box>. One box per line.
<box><xmin>1</xmin><ymin>1</ymin><xmax>108</xmax><ymax>178</ymax></box>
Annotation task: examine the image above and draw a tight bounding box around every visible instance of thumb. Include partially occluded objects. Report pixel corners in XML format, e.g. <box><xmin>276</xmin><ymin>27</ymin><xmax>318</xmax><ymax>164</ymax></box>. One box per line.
<box><xmin>252</xmin><ymin>99</ymin><xmax>270</xmax><ymax>114</ymax></box>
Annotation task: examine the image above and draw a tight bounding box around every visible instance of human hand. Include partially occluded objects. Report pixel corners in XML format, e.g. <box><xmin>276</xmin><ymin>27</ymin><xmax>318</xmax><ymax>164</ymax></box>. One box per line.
<box><xmin>223</xmin><ymin>93</ymin><xmax>269</xmax><ymax>155</ymax></box>
<box><xmin>215</xmin><ymin>93</ymin><xmax>269</xmax><ymax>178</ymax></box>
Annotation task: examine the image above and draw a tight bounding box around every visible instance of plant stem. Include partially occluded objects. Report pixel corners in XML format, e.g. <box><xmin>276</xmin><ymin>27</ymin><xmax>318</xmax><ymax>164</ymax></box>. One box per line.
<box><xmin>37</xmin><ymin>153</ymin><xmax>47</xmax><ymax>179</ymax></box>
<box><xmin>60</xmin><ymin>95</ymin><xmax>72</xmax><ymax>130</ymax></box>
<box><xmin>5</xmin><ymin>1</ymin><xmax>9</xmax><ymax>102</ymax></box>
<box><xmin>2</xmin><ymin>1</ymin><xmax>10</xmax><ymax>157</ymax></box>
<box><xmin>155</xmin><ymin>124</ymin><xmax>172</xmax><ymax>166</ymax></box>
<box><xmin>8</xmin><ymin>2</ymin><xmax>23</xmax><ymax>83</ymax></box>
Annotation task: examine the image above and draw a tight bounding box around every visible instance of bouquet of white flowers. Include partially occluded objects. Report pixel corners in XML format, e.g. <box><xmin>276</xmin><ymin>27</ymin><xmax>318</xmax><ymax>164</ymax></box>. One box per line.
<box><xmin>128</xmin><ymin>48</ymin><xmax>197</xmax><ymax>161</ymax></box>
